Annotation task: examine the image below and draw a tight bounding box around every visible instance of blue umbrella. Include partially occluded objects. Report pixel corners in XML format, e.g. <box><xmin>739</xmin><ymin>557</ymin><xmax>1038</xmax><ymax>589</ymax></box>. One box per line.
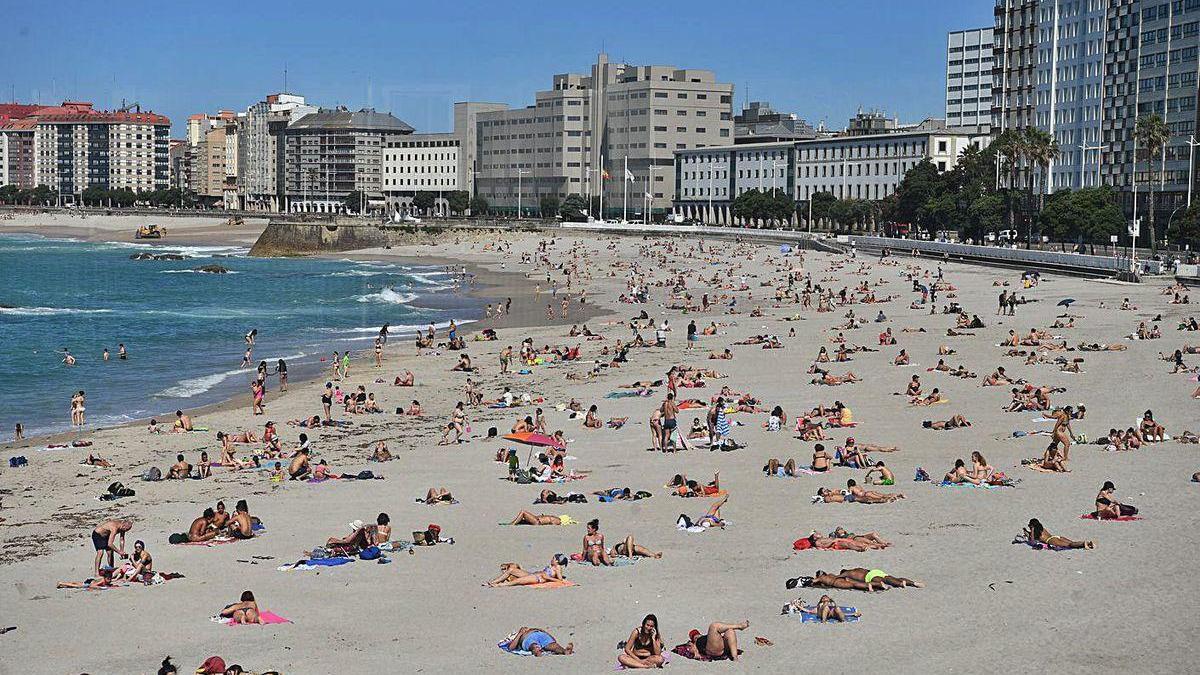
<box><xmin>1056</xmin><ymin>298</ymin><xmax>1075</xmax><ymax>307</ymax></box>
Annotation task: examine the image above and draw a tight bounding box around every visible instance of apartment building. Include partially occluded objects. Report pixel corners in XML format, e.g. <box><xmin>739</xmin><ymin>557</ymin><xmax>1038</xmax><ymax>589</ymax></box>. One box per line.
<box><xmin>237</xmin><ymin>93</ymin><xmax>317</xmax><ymax>211</ymax></box>
<box><xmin>674</xmin><ymin>129</ymin><xmax>987</xmax><ymax>228</ymax></box>
<box><xmin>0</xmin><ymin>101</ymin><xmax>170</xmax><ymax>197</ymax></box>
<box><xmin>474</xmin><ymin>53</ymin><xmax>733</xmax><ymax>218</ymax></box>
<box><xmin>381</xmin><ymin>133</ymin><xmax>460</xmax><ymax>215</ymax></box>
<box><xmin>993</xmin><ymin>0</ymin><xmax>1041</xmax><ymax>133</ymax></box>
<box><xmin>946</xmin><ymin>27</ymin><xmax>995</xmax><ymax>131</ymax></box>
<box><xmin>283</xmin><ymin>107</ymin><xmax>413</xmax><ymax>213</ymax></box>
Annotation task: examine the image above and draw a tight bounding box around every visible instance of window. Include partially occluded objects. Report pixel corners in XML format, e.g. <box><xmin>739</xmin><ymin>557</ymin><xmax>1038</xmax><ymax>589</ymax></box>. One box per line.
<box><xmin>654</xmin><ymin>92</ymin><xmax>668</xmax><ymax>98</ymax></box>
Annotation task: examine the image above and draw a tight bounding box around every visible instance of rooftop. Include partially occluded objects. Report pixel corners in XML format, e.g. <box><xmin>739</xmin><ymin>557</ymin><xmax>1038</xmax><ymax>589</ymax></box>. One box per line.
<box><xmin>287</xmin><ymin>107</ymin><xmax>414</xmax><ymax>133</ymax></box>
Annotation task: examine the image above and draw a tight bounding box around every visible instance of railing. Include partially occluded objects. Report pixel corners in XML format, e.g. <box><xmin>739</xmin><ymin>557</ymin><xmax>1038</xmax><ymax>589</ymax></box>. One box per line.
<box><xmin>849</xmin><ymin>236</ymin><xmax>1164</xmax><ymax>276</ymax></box>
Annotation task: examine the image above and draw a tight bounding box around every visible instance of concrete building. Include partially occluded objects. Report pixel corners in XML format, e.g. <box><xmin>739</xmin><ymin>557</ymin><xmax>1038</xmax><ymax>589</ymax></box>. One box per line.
<box><xmin>236</xmin><ymin>93</ymin><xmax>317</xmax><ymax>211</ymax></box>
<box><xmin>946</xmin><ymin>27</ymin><xmax>995</xmax><ymax>131</ymax></box>
<box><xmin>187</xmin><ymin>110</ymin><xmax>238</xmax><ymax>206</ymax></box>
<box><xmin>992</xmin><ymin>0</ymin><xmax>1041</xmax><ymax>134</ymax></box>
<box><xmin>1034</xmin><ymin>0</ymin><xmax>1107</xmax><ymax>191</ymax></box>
<box><xmin>474</xmin><ymin>53</ymin><xmax>733</xmax><ymax>218</ymax></box>
<box><xmin>0</xmin><ymin>101</ymin><xmax>170</xmax><ymax>198</ymax></box>
<box><xmin>168</xmin><ymin>139</ymin><xmax>189</xmax><ymax>192</ymax></box>
<box><xmin>1102</xmin><ymin>0</ymin><xmax>1200</xmax><ymax>219</ymax></box>
<box><xmin>382</xmin><ymin>133</ymin><xmax>460</xmax><ymax>215</ymax></box>
<box><xmin>283</xmin><ymin>107</ymin><xmax>413</xmax><ymax>213</ymax></box>
<box><xmin>673</xmin><ymin>128</ymin><xmax>988</xmax><ymax>228</ymax></box>
<box><xmin>734</xmin><ymin>101</ymin><xmax>816</xmax><ymax>143</ymax></box>
<box><xmin>453</xmin><ymin>101</ymin><xmax>508</xmax><ymax>198</ymax></box>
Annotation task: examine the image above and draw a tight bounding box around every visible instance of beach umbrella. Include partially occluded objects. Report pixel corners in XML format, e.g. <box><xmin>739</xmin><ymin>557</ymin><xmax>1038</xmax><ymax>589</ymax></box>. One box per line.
<box><xmin>1056</xmin><ymin>298</ymin><xmax>1075</xmax><ymax>307</ymax></box>
<box><xmin>502</xmin><ymin>432</ymin><xmax>565</xmax><ymax>450</ymax></box>
<box><xmin>779</xmin><ymin>244</ymin><xmax>792</xmax><ymax>253</ymax></box>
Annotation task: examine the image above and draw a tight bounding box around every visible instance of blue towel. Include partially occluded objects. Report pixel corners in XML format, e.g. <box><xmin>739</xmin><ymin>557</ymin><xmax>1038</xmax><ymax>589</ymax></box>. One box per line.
<box><xmin>498</xmin><ymin>640</ymin><xmax>532</xmax><ymax>656</ymax></box>
<box><xmin>799</xmin><ymin>607</ymin><xmax>859</xmax><ymax>623</ymax></box>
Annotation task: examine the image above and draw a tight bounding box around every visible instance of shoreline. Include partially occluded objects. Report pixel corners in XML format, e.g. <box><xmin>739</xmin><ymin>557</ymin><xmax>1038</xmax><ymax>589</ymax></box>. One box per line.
<box><xmin>1</xmin><ymin>230</ymin><xmax>610</xmax><ymax>449</ymax></box>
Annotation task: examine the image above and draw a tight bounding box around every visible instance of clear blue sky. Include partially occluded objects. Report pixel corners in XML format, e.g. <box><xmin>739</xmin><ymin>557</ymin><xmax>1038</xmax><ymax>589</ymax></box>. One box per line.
<box><xmin>2</xmin><ymin>0</ymin><xmax>990</xmax><ymax>136</ymax></box>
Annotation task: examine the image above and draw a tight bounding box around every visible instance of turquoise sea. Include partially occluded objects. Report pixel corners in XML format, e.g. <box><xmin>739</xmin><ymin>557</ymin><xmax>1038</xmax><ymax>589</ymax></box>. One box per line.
<box><xmin>0</xmin><ymin>233</ymin><xmax>476</xmax><ymax>439</ymax></box>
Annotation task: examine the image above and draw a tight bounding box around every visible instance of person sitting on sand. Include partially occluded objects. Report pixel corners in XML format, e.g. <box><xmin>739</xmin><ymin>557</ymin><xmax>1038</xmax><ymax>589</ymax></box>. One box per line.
<box><xmin>1094</xmin><ymin>481</ymin><xmax>1138</xmax><ymax>519</ymax></box>
<box><xmin>943</xmin><ymin>458</ymin><xmax>981</xmax><ymax>485</ymax></box>
<box><xmin>220</xmin><ymin>591</ymin><xmax>262</xmax><ymax>624</ymax></box>
<box><xmin>910</xmin><ymin>388</ymin><xmax>945</xmax><ymax>406</ymax></box>
<box><xmin>288</xmin><ymin>448</ymin><xmax>311</xmax><ymax>480</ymax></box>
<box><xmin>583</xmin><ymin>405</ymin><xmax>602</xmax><ymax>429</ymax></box>
<box><xmin>185</xmin><ymin>508</ymin><xmax>219</xmax><ymax>542</ymax></box>
<box><xmin>1031</xmin><ymin>440</ymin><xmax>1069</xmax><ymax>472</ymax></box>
<box><xmin>226</xmin><ymin>500</ymin><xmax>255</xmax><ymax>539</ymax></box>
<box><xmin>970</xmin><ymin>451</ymin><xmax>995</xmax><ymax>482</ymax></box>
<box><xmin>167</xmin><ymin>454</ymin><xmax>192</xmax><ymax>480</ymax></box>
<box><xmin>764</xmin><ymin>457</ymin><xmax>803</xmax><ymax>477</ymax></box>
<box><xmin>1139</xmin><ymin>410</ymin><xmax>1165</xmax><ymax>443</ymax></box>
<box><xmin>172</xmin><ymin>410</ymin><xmax>194</xmax><ymax>432</ymax></box>
<box><xmin>581</xmin><ymin>519</ymin><xmax>613</xmax><ymax>566</ymax></box>
<box><xmin>83</xmin><ymin>453</ymin><xmax>113</xmax><ymax>468</ymax></box>
<box><xmin>922</xmin><ymin>414</ymin><xmax>971</xmax><ymax>430</ymax></box>
<box><xmin>451</xmin><ymin>354</ymin><xmax>474</xmax><ymax>372</ymax></box>
<box><xmin>394</xmin><ymin>370</ymin><xmax>414</xmax><ymax>386</ymax></box>
<box><xmin>903</xmin><ymin>375</ymin><xmax>921</xmax><ymax>396</ymax></box>
<box><xmin>504</xmin><ymin>627</ymin><xmax>573</xmax><ymax>656</ymax></box>
<box><xmin>509</xmin><ymin>511</ymin><xmax>574</xmax><ymax>526</ymax></box>
<box><xmin>619</xmin><ymin>614</ymin><xmax>665</xmax><ymax>669</ymax></box>
<box><xmin>676</xmin><ymin>620</ymin><xmax>750</xmax><ymax>662</ymax></box>
<box><xmin>327</xmin><ymin>513</ymin><xmax>391</xmax><ymax>550</ymax></box>
<box><xmin>864</xmin><ymin>461</ymin><xmax>895</xmax><ymax>485</ymax></box>
<box><xmin>370</xmin><ymin>440</ymin><xmax>393</xmax><ymax>462</ymax></box>
<box><xmin>1024</xmin><ymin>518</ymin><xmax>1093</xmax><ymax>549</ymax></box>
<box><xmin>838</xmin><ymin>442</ymin><xmax>871</xmax><ymax>469</ymax></box>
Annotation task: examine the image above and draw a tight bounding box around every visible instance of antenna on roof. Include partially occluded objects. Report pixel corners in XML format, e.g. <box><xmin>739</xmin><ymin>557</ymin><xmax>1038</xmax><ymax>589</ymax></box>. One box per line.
<box><xmin>284</xmin><ymin>64</ymin><xmax>288</xmax><ymax>94</ymax></box>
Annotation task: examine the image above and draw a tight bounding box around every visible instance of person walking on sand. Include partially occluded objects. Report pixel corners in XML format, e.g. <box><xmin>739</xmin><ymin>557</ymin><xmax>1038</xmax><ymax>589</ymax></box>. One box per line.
<box><xmin>341</xmin><ymin>350</ymin><xmax>351</xmax><ymax>380</ymax></box>
<box><xmin>561</xmin><ymin>297</ymin><xmax>569</xmax><ymax>319</ymax></box>
<box><xmin>659</xmin><ymin>393</ymin><xmax>679</xmax><ymax>452</ymax></box>
<box><xmin>500</xmin><ymin>345</ymin><xmax>512</xmax><ymax>374</ymax></box>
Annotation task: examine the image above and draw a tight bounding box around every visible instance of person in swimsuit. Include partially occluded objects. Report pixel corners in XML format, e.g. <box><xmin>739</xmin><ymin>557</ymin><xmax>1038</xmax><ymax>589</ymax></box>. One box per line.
<box><xmin>166</xmin><ymin>454</ymin><xmax>192</xmax><ymax>479</ymax></box>
<box><xmin>864</xmin><ymin>461</ymin><xmax>895</xmax><ymax>485</ymax></box>
<box><xmin>619</xmin><ymin>614</ymin><xmax>665</xmax><ymax>669</ymax></box>
<box><xmin>211</xmin><ymin>501</ymin><xmax>230</xmax><ymax>529</ymax></box>
<box><xmin>943</xmin><ymin>458</ymin><xmax>981</xmax><ymax>485</ymax></box>
<box><xmin>505</xmin><ymin>627</ymin><xmax>573</xmax><ymax>656</ymax></box>
<box><xmin>227</xmin><ymin>500</ymin><xmax>254</xmax><ymax>539</ymax></box>
<box><xmin>612</xmin><ymin>534</ymin><xmax>662</xmax><ymax>559</ymax></box>
<box><xmin>485</xmin><ymin>555</ymin><xmax>568</xmax><ymax>587</ymax></box>
<box><xmin>126</xmin><ymin>540</ymin><xmax>153</xmax><ymax>581</ymax></box>
<box><xmin>91</xmin><ymin>519</ymin><xmax>132</xmax><ymax>577</ymax></box>
<box><xmin>680</xmin><ymin>621</ymin><xmax>749</xmax><ymax>661</ymax></box>
<box><xmin>509</xmin><ymin>511</ymin><xmax>571</xmax><ymax>526</ymax></box>
<box><xmin>1024</xmin><ymin>518</ymin><xmax>1093</xmax><ymax>549</ymax></box>
<box><xmin>811</xmin><ymin>444</ymin><xmax>831</xmax><ymax>472</ymax></box>
<box><xmin>220</xmin><ymin>590</ymin><xmax>262</xmax><ymax>624</ymax></box>
<box><xmin>581</xmin><ymin>519</ymin><xmax>612</xmax><ymax>566</ymax></box>
<box><xmin>1094</xmin><ymin>481</ymin><xmax>1138</xmax><ymax>519</ymax></box>
<box><xmin>327</xmin><ymin>513</ymin><xmax>391</xmax><ymax>549</ymax></box>
<box><xmin>184</xmin><ymin>509</ymin><xmax>219</xmax><ymax>542</ymax></box>
<box><xmin>1051</xmin><ymin>407</ymin><xmax>1076</xmax><ymax>459</ymax></box>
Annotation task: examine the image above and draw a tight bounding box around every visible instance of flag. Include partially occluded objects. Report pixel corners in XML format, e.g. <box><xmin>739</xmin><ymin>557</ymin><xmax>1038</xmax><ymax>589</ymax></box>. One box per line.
<box><xmin>624</xmin><ymin>168</ymin><xmax>635</xmax><ymax>182</ymax></box>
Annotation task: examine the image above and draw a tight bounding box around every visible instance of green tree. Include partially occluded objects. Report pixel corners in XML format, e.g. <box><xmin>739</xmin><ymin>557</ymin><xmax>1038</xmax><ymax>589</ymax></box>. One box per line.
<box><xmin>468</xmin><ymin>195</ymin><xmax>489</xmax><ymax>216</ymax></box>
<box><xmin>887</xmin><ymin>159</ymin><xmax>941</xmax><ymax>225</ymax></box>
<box><xmin>560</xmin><ymin>193</ymin><xmax>588</xmax><ymax>221</ymax></box>
<box><xmin>109</xmin><ymin>188</ymin><xmax>137</xmax><ymax>208</ymax></box>
<box><xmin>26</xmin><ymin>185</ymin><xmax>56</xmax><ymax>206</ymax></box>
<box><xmin>1135</xmin><ymin>114</ymin><xmax>1171</xmax><ymax>253</ymax></box>
<box><xmin>411</xmin><ymin>191</ymin><xmax>436</xmax><ymax>214</ymax></box>
<box><xmin>446</xmin><ymin>190</ymin><xmax>470</xmax><ymax>215</ymax></box>
<box><xmin>1023</xmin><ymin>127</ymin><xmax>1059</xmax><ymax>211</ymax></box>
<box><xmin>81</xmin><ymin>186</ymin><xmax>109</xmax><ymax>206</ymax></box>
<box><xmin>0</xmin><ymin>184</ymin><xmax>18</xmax><ymax>204</ymax></box>
<box><xmin>732</xmin><ymin>189</ymin><xmax>765</xmax><ymax>224</ymax></box>
<box><xmin>966</xmin><ymin>194</ymin><xmax>1004</xmax><ymax>241</ymax></box>
<box><xmin>800</xmin><ymin>191</ymin><xmax>839</xmax><ymax>227</ymax></box>
<box><xmin>1166</xmin><ymin>204</ymin><xmax>1200</xmax><ymax>250</ymax></box>
<box><xmin>1077</xmin><ymin>186</ymin><xmax>1126</xmax><ymax>245</ymax></box>
<box><xmin>343</xmin><ymin>190</ymin><xmax>368</xmax><ymax>213</ymax></box>
<box><xmin>539</xmin><ymin>194</ymin><xmax>560</xmax><ymax>218</ymax></box>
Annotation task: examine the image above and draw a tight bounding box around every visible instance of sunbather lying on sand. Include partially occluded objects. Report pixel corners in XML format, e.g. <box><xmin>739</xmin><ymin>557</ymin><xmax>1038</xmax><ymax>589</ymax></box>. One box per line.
<box><xmin>922</xmin><ymin>414</ymin><xmax>971</xmax><ymax>430</ymax></box>
<box><xmin>676</xmin><ymin>621</ymin><xmax>749</xmax><ymax>661</ymax></box>
<box><xmin>1022</xmin><ymin>518</ymin><xmax>1093</xmax><ymax>549</ymax></box>
<box><xmin>503</xmin><ymin>627</ymin><xmax>573</xmax><ymax>656</ymax></box>
<box><xmin>787</xmin><ymin>568</ymin><xmax>923</xmax><ymax>591</ymax></box>
<box><xmin>485</xmin><ymin>555</ymin><xmax>568</xmax><ymax>587</ymax></box>
<box><xmin>509</xmin><ymin>511</ymin><xmax>574</xmax><ymax>526</ymax></box>
<box><xmin>326</xmin><ymin>513</ymin><xmax>391</xmax><ymax>549</ymax></box>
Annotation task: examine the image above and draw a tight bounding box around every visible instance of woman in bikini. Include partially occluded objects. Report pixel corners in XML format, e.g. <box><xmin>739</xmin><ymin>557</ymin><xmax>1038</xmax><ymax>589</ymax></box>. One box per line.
<box><xmin>485</xmin><ymin>555</ymin><xmax>567</xmax><ymax>587</ymax></box>
<box><xmin>1025</xmin><ymin>518</ymin><xmax>1093</xmax><ymax>549</ymax></box>
<box><xmin>581</xmin><ymin>519</ymin><xmax>612</xmax><ymax>566</ymax></box>
<box><xmin>326</xmin><ymin>513</ymin><xmax>391</xmax><ymax>549</ymax></box>
<box><xmin>1094</xmin><ymin>481</ymin><xmax>1138</xmax><ymax>519</ymax></box>
<box><xmin>619</xmin><ymin>614</ymin><xmax>665</xmax><ymax>669</ymax></box>
<box><xmin>583</xmin><ymin>405</ymin><xmax>602</xmax><ymax>429</ymax></box>
<box><xmin>612</xmin><ymin>534</ymin><xmax>662</xmax><ymax>559</ymax></box>
<box><xmin>321</xmin><ymin>382</ymin><xmax>333</xmax><ymax>423</ymax></box>
<box><xmin>220</xmin><ymin>590</ymin><xmax>262</xmax><ymax>624</ymax></box>
<box><xmin>943</xmin><ymin>458</ymin><xmax>981</xmax><ymax>485</ymax></box>
<box><xmin>1051</xmin><ymin>407</ymin><xmax>1076</xmax><ymax>459</ymax></box>
<box><xmin>970</xmin><ymin>451</ymin><xmax>995</xmax><ymax>482</ymax></box>
<box><xmin>509</xmin><ymin>511</ymin><xmax>571</xmax><ymax>526</ymax></box>
<box><xmin>680</xmin><ymin>621</ymin><xmax>750</xmax><ymax>662</ymax></box>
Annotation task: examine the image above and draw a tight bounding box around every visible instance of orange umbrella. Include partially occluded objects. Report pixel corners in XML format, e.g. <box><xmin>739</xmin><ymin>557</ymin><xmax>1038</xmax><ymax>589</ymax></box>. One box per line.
<box><xmin>502</xmin><ymin>432</ymin><xmax>565</xmax><ymax>450</ymax></box>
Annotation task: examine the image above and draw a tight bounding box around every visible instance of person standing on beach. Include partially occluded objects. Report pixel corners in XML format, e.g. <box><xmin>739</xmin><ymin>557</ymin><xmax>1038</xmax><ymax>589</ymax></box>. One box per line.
<box><xmin>276</xmin><ymin>359</ymin><xmax>288</xmax><ymax>391</ymax></box>
<box><xmin>341</xmin><ymin>351</ymin><xmax>351</xmax><ymax>380</ymax></box>
<box><xmin>91</xmin><ymin>519</ymin><xmax>132</xmax><ymax>577</ymax></box>
<box><xmin>374</xmin><ymin>338</ymin><xmax>383</xmax><ymax>368</ymax></box>
<box><xmin>660</xmin><ymin>393</ymin><xmax>678</xmax><ymax>452</ymax></box>
<box><xmin>997</xmin><ymin>290</ymin><xmax>1007</xmax><ymax>316</ymax></box>
<box><xmin>505</xmin><ymin>297</ymin><xmax>512</xmax><ymax>316</ymax></box>
<box><xmin>485</xmin><ymin>304</ymin><xmax>493</xmax><ymax>322</ymax></box>
<box><xmin>687</xmin><ymin>320</ymin><xmax>697</xmax><ymax>350</ymax></box>
<box><xmin>240</xmin><ymin>347</ymin><xmax>252</xmax><ymax>369</ymax></box>
<box><xmin>379</xmin><ymin>323</ymin><xmax>389</xmax><ymax>345</ymax></box>
<box><xmin>500</xmin><ymin>345</ymin><xmax>512</xmax><ymax>374</ymax></box>
<box><xmin>561</xmin><ymin>297</ymin><xmax>569</xmax><ymax>319</ymax></box>
<box><xmin>330</xmin><ymin>352</ymin><xmax>341</xmax><ymax>380</ymax></box>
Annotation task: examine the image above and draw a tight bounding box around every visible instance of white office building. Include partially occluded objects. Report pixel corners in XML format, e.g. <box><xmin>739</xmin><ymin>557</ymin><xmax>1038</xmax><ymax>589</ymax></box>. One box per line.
<box><xmin>382</xmin><ymin>133</ymin><xmax>461</xmax><ymax>215</ymax></box>
<box><xmin>946</xmin><ymin>27</ymin><xmax>995</xmax><ymax>132</ymax></box>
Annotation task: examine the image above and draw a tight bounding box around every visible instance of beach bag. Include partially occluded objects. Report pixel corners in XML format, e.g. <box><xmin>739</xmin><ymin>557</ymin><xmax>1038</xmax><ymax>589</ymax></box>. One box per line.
<box><xmin>676</xmin><ymin>514</ymin><xmax>693</xmax><ymax>529</ymax></box>
<box><xmin>168</xmin><ymin>533</ymin><xmax>188</xmax><ymax>545</ymax></box>
<box><xmin>308</xmin><ymin>546</ymin><xmax>330</xmax><ymax>560</ymax></box>
<box><xmin>359</xmin><ymin>546</ymin><xmax>382</xmax><ymax>561</ymax></box>
<box><xmin>8</xmin><ymin>456</ymin><xmax>27</xmax><ymax>468</ymax></box>
<box><xmin>142</xmin><ymin>467</ymin><xmax>162</xmax><ymax>481</ymax></box>
<box><xmin>914</xmin><ymin>467</ymin><xmax>930</xmax><ymax>482</ymax></box>
<box><xmin>356</xmin><ymin>470</ymin><xmax>375</xmax><ymax>480</ymax></box>
<box><xmin>107</xmin><ymin>482</ymin><xmax>134</xmax><ymax>498</ymax></box>
<box><xmin>514</xmin><ymin>468</ymin><xmax>532</xmax><ymax>484</ymax></box>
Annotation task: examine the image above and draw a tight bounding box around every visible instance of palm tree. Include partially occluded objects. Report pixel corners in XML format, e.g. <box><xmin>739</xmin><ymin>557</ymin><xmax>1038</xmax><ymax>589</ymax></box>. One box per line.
<box><xmin>1135</xmin><ymin>114</ymin><xmax>1170</xmax><ymax>253</ymax></box>
<box><xmin>993</xmin><ymin>129</ymin><xmax>1027</xmax><ymax>230</ymax></box>
<box><xmin>1023</xmin><ymin>127</ymin><xmax>1060</xmax><ymax>211</ymax></box>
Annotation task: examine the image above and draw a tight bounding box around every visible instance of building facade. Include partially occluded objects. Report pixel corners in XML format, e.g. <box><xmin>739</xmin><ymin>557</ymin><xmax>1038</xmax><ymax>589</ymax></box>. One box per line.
<box><xmin>236</xmin><ymin>93</ymin><xmax>316</xmax><ymax>211</ymax></box>
<box><xmin>946</xmin><ymin>27</ymin><xmax>996</xmax><ymax>131</ymax></box>
<box><xmin>474</xmin><ymin>53</ymin><xmax>734</xmax><ymax>218</ymax></box>
<box><xmin>993</xmin><ymin>0</ymin><xmax>1041</xmax><ymax>133</ymax></box>
<box><xmin>674</xmin><ymin>129</ymin><xmax>988</xmax><ymax>228</ymax></box>
<box><xmin>283</xmin><ymin>107</ymin><xmax>413</xmax><ymax>213</ymax></box>
<box><xmin>0</xmin><ymin>101</ymin><xmax>169</xmax><ymax>197</ymax></box>
<box><xmin>382</xmin><ymin>133</ymin><xmax>460</xmax><ymax>215</ymax></box>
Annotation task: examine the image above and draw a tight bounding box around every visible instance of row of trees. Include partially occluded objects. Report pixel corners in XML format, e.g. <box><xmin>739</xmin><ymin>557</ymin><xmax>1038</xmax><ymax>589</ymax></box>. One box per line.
<box><xmin>0</xmin><ymin>184</ymin><xmax>202</xmax><ymax>208</ymax></box>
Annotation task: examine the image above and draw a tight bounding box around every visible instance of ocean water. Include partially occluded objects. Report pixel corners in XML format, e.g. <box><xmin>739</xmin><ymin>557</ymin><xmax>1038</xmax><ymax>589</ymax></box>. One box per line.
<box><xmin>0</xmin><ymin>233</ymin><xmax>478</xmax><ymax>439</ymax></box>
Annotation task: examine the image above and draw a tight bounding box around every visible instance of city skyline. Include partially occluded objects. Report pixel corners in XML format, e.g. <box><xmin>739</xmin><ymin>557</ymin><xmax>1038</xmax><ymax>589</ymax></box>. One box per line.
<box><xmin>2</xmin><ymin>0</ymin><xmax>986</xmax><ymax>135</ymax></box>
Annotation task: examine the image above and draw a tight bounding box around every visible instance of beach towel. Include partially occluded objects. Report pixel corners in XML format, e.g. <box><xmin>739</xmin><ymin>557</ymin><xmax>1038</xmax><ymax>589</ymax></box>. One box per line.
<box><xmin>212</xmin><ymin>611</ymin><xmax>291</xmax><ymax>626</ymax></box>
<box><xmin>524</xmin><ymin>579</ymin><xmax>577</xmax><ymax>589</ymax></box>
<box><xmin>1080</xmin><ymin>513</ymin><xmax>1142</xmax><ymax>521</ymax></box>
<box><xmin>936</xmin><ymin>481</ymin><xmax>999</xmax><ymax>489</ymax></box>
<box><xmin>175</xmin><ymin>537</ymin><xmax>239</xmax><ymax>546</ymax></box>
<box><xmin>615</xmin><ymin>652</ymin><xmax>671</xmax><ymax>670</ymax></box>
<box><xmin>279</xmin><ymin>557</ymin><xmax>354</xmax><ymax>571</ymax></box>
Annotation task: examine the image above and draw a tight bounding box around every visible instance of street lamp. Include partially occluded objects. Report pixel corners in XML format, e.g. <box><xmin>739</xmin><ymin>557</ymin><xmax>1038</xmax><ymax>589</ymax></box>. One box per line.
<box><xmin>1187</xmin><ymin>135</ymin><xmax>1199</xmax><ymax>208</ymax></box>
<box><xmin>516</xmin><ymin>169</ymin><xmax>530</xmax><ymax>219</ymax></box>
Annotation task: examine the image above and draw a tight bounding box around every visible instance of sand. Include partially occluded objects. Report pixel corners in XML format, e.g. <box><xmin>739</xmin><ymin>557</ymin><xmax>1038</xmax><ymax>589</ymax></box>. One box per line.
<box><xmin>1</xmin><ymin>219</ymin><xmax>1198</xmax><ymax>674</ymax></box>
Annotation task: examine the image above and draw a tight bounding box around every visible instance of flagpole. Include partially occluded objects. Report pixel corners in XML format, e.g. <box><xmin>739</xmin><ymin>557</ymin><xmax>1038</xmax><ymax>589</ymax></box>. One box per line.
<box><xmin>622</xmin><ymin>157</ymin><xmax>628</xmax><ymax>224</ymax></box>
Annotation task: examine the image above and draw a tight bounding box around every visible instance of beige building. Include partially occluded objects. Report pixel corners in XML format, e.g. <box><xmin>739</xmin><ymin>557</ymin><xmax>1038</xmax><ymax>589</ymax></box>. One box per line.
<box><xmin>475</xmin><ymin>53</ymin><xmax>733</xmax><ymax>218</ymax></box>
<box><xmin>236</xmin><ymin>93</ymin><xmax>317</xmax><ymax>211</ymax></box>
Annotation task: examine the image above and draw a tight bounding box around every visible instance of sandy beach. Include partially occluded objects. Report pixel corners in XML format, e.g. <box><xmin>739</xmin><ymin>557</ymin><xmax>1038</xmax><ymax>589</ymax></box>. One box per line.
<box><xmin>1</xmin><ymin>217</ymin><xmax>1198</xmax><ymax>673</ymax></box>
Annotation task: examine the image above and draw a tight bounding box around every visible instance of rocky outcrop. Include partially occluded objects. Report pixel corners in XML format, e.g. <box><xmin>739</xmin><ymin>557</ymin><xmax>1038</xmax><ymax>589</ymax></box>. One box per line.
<box><xmin>130</xmin><ymin>252</ymin><xmax>187</xmax><ymax>261</ymax></box>
<box><xmin>194</xmin><ymin>264</ymin><xmax>229</xmax><ymax>274</ymax></box>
